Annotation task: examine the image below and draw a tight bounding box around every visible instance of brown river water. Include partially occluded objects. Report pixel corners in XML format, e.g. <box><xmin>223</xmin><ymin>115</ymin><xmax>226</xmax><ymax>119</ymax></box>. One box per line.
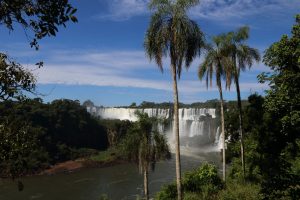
<box><xmin>0</xmin><ymin>151</ymin><xmax>221</xmax><ymax>200</ymax></box>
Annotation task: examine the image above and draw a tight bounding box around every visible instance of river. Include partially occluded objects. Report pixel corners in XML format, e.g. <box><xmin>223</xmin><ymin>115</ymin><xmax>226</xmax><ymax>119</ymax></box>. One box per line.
<box><xmin>0</xmin><ymin>151</ymin><xmax>221</xmax><ymax>200</ymax></box>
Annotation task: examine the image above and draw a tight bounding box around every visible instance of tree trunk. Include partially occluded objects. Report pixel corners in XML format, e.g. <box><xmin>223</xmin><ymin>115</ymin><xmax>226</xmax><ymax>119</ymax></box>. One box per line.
<box><xmin>171</xmin><ymin>65</ymin><xmax>182</xmax><ymax>200</ymax></box>
<box><xmin>218</xmin><ymin>80</ymin><xmax>226</xmax><ymax>181</ymax></box>
<box><xmin>143</xmin><ymin>166</ymin><xmax>149</xmax><ymax>200</ymax></box>
<box><xmin>234</xmin><ymin>74</ymin><xmax>245</xmax><ymax>179</ymax></box>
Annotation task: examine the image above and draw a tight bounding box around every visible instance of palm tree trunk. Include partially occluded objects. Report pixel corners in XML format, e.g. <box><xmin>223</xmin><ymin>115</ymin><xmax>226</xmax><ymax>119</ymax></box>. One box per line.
<box><xmin>171</xmin><ymin>65</ymin><xmax>182</xmax><ymax>200</ymax></box>
<box><xmin>217</xmin><ymin>80</ymin><xmax>226</xmax><ymax>181</ymax></box>
<box><xmin>234</xmin><ymin>74</ymin><xmax>245</xmax><ymax>179</ymax></box>
<box><xmin>143</xmin><ymin>166</ymin><xmax>149</xmax><ymax>200</ymax></box>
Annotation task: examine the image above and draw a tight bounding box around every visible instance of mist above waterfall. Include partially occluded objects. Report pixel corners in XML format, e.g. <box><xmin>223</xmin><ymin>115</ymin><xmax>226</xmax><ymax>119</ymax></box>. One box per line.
<box><xmin>87</xmin><ymin>106</ymin><xmax>221</xmax><ymax>152</ymax></box>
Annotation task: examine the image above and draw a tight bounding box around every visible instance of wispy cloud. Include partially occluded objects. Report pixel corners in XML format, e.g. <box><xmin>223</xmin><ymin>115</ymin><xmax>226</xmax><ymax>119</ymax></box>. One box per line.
<box><xmin>96</xmin><ymin>0</ymin><xmax>149</xmax><ymax>21</ymax></box>
<box><xmin>47</xmin><ymin>50</ymin><xmax>154</xmax><ymax>71</ymax></box>
<box><xmin>27</xmin><ymin>49</ymin><xmax>171</xmax><ymax>91</ymax></box>
<box><xmin>33</xmin><ymin>63</ymin><xmax>171</xmax><ymax>91</ymax></box>
<box><xmin>33</xmin><ymin>63</ymin><xmax>267</xmax><ymax>95</ymax></box>
<box><xmin>25</xmin><ymin>48</ymin><xmax>266</xmax><ymax>95</ymax></box>
<box><xmin>190</xmin><ymin>0</ymin><xmax>300</xmax><ymax>22</ymax></box>
<box><xmin>96</xmin><ymin>0</ymin><xmax>299</xmax><ymax>22</ymax></box>
<box><xmin>24</xmin><ymin>48</ymin><xmax>268</xmax><ymax>96</ymax></box>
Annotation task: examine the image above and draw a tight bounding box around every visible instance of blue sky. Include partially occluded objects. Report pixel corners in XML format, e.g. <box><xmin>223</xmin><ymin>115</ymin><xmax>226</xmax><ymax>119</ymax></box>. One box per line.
<box><xmin>0</xmin><ymin>0</ymin><xmax>299</xmax><ymax>106</ymax></box>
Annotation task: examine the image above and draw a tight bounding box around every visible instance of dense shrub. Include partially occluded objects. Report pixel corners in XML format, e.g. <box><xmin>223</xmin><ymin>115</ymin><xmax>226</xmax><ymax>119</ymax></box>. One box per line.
<box><xmin>216</xmin><ymin>181</ymin><xmax>262</xmax><ymax>200</ymax></box>
<box><xmin>183</xmin><ymin>192</ymin><xmax>202</xmax><ymax>200</ymax></box>
<box><xmin>155</xmin><ymin>163</ymin><xmax>223</xmax><ymax>200</ymax></box>
<box><xmin>183</xmin><ymin>163</ymin><xmax>223</xmax><ymax>193</ymax></box>
<box><xmin>155</xmin><ymin>182</ymin><xmax>177</xmax><ymax>200</ymax></box>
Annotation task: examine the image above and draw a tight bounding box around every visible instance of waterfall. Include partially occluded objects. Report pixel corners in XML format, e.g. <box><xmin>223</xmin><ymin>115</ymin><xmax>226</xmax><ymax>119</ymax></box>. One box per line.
<box><xmin>215</xmin><ymin>127</ymin><xmax>222</xmax><ymax>151</ymax></box>
<box><xmin>87</xmin><ymin>106</ymin><xmax>220</xmax><ymax>150</ymax></box>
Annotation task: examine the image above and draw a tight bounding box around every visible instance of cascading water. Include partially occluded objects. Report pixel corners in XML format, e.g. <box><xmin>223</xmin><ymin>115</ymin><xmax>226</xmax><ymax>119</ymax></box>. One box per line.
<box><xmin>87</xmin><ymin>106</ymin><xmax>221</xmax><ymax>152</ymax></box>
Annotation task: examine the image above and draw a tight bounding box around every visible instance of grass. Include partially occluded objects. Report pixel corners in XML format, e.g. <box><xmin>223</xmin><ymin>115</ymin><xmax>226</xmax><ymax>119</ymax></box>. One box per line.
<box><xmin>89</xmin><ymin>148</ymin><xmax>118</xmax><ymax>163</ymax></box>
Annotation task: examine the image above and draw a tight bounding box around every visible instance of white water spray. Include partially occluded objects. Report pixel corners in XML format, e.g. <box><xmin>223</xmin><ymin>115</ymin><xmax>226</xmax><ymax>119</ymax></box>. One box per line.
<box><xmin>87</xmin><ymin>107</ymin><xmax>221</xmax><ymax>152</ymax></box>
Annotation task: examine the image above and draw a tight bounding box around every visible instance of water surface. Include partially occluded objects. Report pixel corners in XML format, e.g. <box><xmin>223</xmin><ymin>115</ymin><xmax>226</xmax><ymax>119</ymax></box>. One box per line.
<box><xmin>0</xmin><ymin>152</ymin><xmax>221</xmax><ymax>200</ymax></box>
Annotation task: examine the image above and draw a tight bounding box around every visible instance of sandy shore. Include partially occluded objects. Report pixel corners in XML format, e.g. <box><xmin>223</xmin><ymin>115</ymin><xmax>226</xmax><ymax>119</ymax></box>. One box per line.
<box><xmin>40</xmin><ymin>158</ymin><xmax>126</xmax><ymax>175</ymax></box>
<box><xmin>41</xmin><ymin>160</ymin><xmax>84</xmax><ymax>175</ymax></box>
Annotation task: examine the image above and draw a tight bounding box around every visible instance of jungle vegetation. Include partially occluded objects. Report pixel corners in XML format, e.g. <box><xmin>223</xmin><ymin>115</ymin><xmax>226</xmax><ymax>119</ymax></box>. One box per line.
<box><xmin>0</xmin><ymin>0</ymin><xmax>299</xmax><ymax>199</ymax></box>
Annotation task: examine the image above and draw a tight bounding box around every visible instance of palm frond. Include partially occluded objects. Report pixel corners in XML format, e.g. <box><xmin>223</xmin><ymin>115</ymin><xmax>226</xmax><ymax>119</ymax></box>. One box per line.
<box><xmin>234</xmin><ymin>26</ymin><xmax>249</xmax><ymax>43</ymax></box>
<box><xmin>221</xmin><ymin>56</ymin><xmax>234</xmax><ymax>90</ymax></box>
<box><xmin>149</xmin><ymin>0</ymin><xmax>171</xmax><ymax>11</ymax></box>
<box><xmin>145</xmin><ymin>0</ymin><xmax>204</xmax><ymax>79</ymax></box>
<box><xmin>144</xmin><ymin>12</ymin><xmax>169</xmax><ymax>72</ymax></box>
<box><xmin>198</xmin><ymin>35</ymin><xmax>232</xmax><ymax>90</ymax></box>
<box><xmin>237</xmin><ymin>44</ymin><xmax>261</xmax><ymax>72</ymax></box>
<box><xmin>221</xmin><ymin>26</ymin><xmax>261</xmax><ymax>86</ymax></box>
<box><xmin>176</xmin><ymin>0</ymin><xmax>200</xmax><ymax>10</ymax></box>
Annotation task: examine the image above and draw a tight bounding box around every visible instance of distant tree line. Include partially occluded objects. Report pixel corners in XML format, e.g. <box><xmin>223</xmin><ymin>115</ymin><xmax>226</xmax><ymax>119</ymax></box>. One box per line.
<box><xmin>85</xmin><ymin>99</ymin><xmax>248</xmax><ymax>110</ymax></box>
<box><xmin>0</xmin><ymin>99</ymin><xmax>109</xmax><ymax>178</ymax></box>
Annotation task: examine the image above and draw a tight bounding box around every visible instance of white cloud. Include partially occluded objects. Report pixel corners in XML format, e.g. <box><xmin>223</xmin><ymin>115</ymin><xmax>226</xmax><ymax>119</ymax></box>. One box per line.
<box><xmin>178</xmin><ymin>80</ymin><xmax>268</xmax><ymax>94</ymax></box>
<box><xmin>25</xmin><ymin>48</ymin><xmax>268</xmax><ymax>97</ymax></box>
<box><xmin>33</xmin><ymin>63</ymin><xmax>172</xmax><ymax>91</ymax></box>
<box><xmin>190</xmin><ymin>0</ymin><xmax>300</xmax><ymax>22</ymax></box>
<box><xmin>96</xmin><ymin>0</ymin><xmax>300</xmax><ymax>22</ymax></box>
<box><xmin>48</xmin><ymin>50</ymin><xmax>154</xmax><ymax>71</ymax></box>
<box><xmin>27</xmin><ymin>49</ymin><xmax>171</xmax><ymax>91</ymax></box>
<box><xmin>97</xmin><ymin>0</ymin><xmax>149</xmax><ymax>21</ymax></box>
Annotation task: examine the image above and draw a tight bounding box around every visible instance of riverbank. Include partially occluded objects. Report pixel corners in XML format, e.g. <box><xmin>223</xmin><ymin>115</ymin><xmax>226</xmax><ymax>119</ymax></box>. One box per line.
<box><xmin>40</xmin><ymin>148</ymin><xmax>125</xmax><ymax>176</ymax></box>
<box><xmin>40</xmin><ymin>158</ymin><xmax>126</xmax><ymax>175</ymax></box>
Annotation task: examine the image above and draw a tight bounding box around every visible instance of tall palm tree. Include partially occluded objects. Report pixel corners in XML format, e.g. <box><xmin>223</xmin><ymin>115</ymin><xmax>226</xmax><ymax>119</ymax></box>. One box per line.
<box><xmin>198</xmin><ymin>35</ymin><xmax>231</xmax><ymax>181</ymax></box>
<box><xmin>144</xmin><ymin>1</ymin><xmax>204</xmax><ymax>198</ymax></box>
<box><xmin>121</xmin><ymin>112</ymin><xmax>171</xmax><ymax>200</ymax></box>
<box><xmin>226</xmin><ymin>27</ymin><xmax>260</xmax><ymax>178</ymax></box>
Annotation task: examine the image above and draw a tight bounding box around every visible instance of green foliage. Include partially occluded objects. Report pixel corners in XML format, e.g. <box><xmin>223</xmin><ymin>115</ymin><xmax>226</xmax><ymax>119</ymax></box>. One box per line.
<box><xmin>263</xmin><ymin>16</ymin><xmax>300</xmax><ymax>72</ymax></box>
<box><xmin>216</xmin><ymin>180</ymin><xmax>262</xmax><ymax>200</ymax></box>
<box><xmin>44</xmin><ymin>99</ymin><xmax>108</xmax><ymax>151</ymax></box>
<box><xmin>183</xmin><ymin>163</ymin><xmax>223</xmax><ymax>193</ymax></box>
<box><xmin>199</xmin><ymin>34</ymin><xmax>232</xmax><ymax>89</ymax></box>
<box><xmin>183</xmin><ymin>192</ymin><xmax>202</xmax><ymax>200</ymax></box>
<box><xmin>89</xmin><ymin>148</ymin><xmax>118</xmax><ymax>163</ymax></box>
<box><xmin>112</xmin><ymin>99</ymin><xmax>224</xmax><ymax>109</ymax></box>
<box><xmin>120</xmin><ymin>112</ymin><xmax>171</xmax><ymax>172</ymax></box>
<box><xmin>129</xmin><ymin>102</ymin><xmax>137</xmax><ymax>107</ymax></box>
<box><xmin>258</xmin><ymin>14</ymin><xmax>300</xmax><ymax>199</ymax></box>
<box><xmin>138</xmin><ymin>101</ymin><xmax>174</xmax><ymax>109</ymax></box>
<box><xmin>0</xmin><ymin>53</ymin><xmax>36</xmax><ymax>101</ymax></box>
<box><xmin>0</xmin><ymin>98</ymin><xmax>109</xmax><ymax>177</ymax></box>
<box><xmin>226</xmin><ymin>94</ymin><xmax>264</xmax><ymax>182</ymax></box>
<box><xmin>155</xmin><ymin>163</ymin><xmax>223</xmax><ymax>200</ymax></box>
<box><xmin>223</xmin><ymin>25</ymin><xmax>261</xmax><ymax>178</ymax></box>
<box><xmin>99</xmin><ymin>119</ymin><xmax>132</xmax><ymax>147</ymax></box>
<box><xmin>0</xmin><ymin>0</ymin><xmax>77</xmax><ymax>49</ymax></box>
<box><xmin>156</xmin><ymin>163</ymin><xmax>263</xmax><ymax>200</ymax></box>
<box><xmin>99</xmin><ymin>194</ymin><xmax>109</xmax><ymax>200</ymax></box>
<box><xmin>0</xmin><ymin>119</ymin><xmax>49</xmax><ymax>178</ymax></box>
<box><xmin>82</xmin><ymin>100</ymin><xmax>94</xmax><ymax>107</ymax></box>
<box><xmin>120</xmin><ymin>112</ymin><xmax>170</xmax><ymax>199</ymax></box>
<box><xmin>145</xmin><ymin>0</ymin><xmax>204</xmax><ymax>78</ymax></box>
<box><xmin>155</xmin><ymin>182</ymin><xmax>177</xmax><ymax>200</ymax></box>
<box><xmin>225</xmin><ymin>15</ymin><xmax>300</xmax><ymax>199</ymax></box>
<box><xmin>290</xmin><ymin>140</ymin><xmax>300</xmax><ymax>176</ymax></box>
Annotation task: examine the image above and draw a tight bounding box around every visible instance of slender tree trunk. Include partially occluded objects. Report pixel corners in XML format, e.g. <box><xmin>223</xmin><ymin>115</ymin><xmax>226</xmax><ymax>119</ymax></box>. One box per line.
<box><xmin>217</xmin><ymin>80</ymin><xmax>226</xmax><ymax>181</ymax></box>
<box><xmin>234</xmin><ymin>74</ymin><xmax>245</xmax><ymax>179</ymax></box>
<box><xmin>143</xmin><ymin>166</ymin><xmax>149</xmax><ymax>200</ymax></box>
<box><xmin>171</xmin><ymin>65</ymin><xmax>182</xmax><ymax>200</ymax></box>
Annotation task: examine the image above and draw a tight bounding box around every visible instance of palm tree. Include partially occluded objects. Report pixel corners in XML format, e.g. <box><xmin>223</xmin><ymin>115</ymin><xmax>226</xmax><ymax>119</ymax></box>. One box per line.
<box><xmin>198</xmin><ymin>35</ymin><xmax>231</xmax><ymax>181</ymax></box>
<box><xmin>226</xmin><ymin>27</ymin><xmax>260</xmax><ymax>178</ymax></box>
<box><xmin>144</xmin><ymin>1</ymin><xmax>204</xmax><ymax>198</ymax></box>
<box><xmin>121</xmin><ymin>112</ymin><xmax>171</xmax><ymax>200</ymax></box>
